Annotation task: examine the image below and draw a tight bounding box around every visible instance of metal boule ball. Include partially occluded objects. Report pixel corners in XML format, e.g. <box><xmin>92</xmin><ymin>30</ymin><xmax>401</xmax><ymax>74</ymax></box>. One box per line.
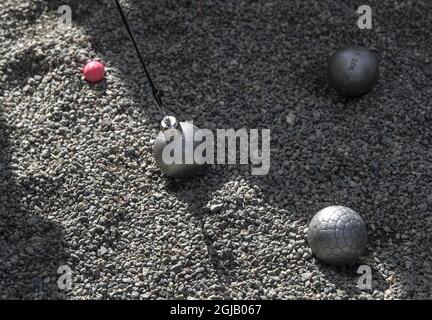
<box><xmin>153</xmin><ymin>117</ymin><xmax>206</xmax><ymax>178</ymax></box>
<box><xmin>307</xmin><ymin>205</ymin><xmax>368</xmax><ymax>266</ymax></box>
<box><xmin>327</xmin><ymin>46</ymin><xmax>379</xmax><ymax>97</ymax></box>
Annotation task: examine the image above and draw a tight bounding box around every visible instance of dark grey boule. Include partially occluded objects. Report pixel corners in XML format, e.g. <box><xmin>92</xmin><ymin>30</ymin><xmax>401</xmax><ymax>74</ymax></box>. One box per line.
<box><xmin>153</xmin><ymin>119</ymin><xmax>206</xmax><ymax>178</ymax></box>
<box><xmin>327</xmin><ymin>46</ymin><xmax>379</xmax><ymax>97</ymax></box>
<box><xmin>308</xmin><ymin>206</ymin><xmax>368</xmax><ymax>266</ymax></box>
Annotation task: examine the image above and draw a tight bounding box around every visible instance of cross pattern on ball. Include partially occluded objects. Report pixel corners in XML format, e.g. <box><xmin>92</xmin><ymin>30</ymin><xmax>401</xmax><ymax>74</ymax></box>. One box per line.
<box><xmin>112</xmin><ymin>0</ymin><xmax>373</xmax><ymax>267</ymax></box>
<box><xmin>307</xmin><ymin>206</ymin><xmax>368</xmax><ymax>266</ymax></box>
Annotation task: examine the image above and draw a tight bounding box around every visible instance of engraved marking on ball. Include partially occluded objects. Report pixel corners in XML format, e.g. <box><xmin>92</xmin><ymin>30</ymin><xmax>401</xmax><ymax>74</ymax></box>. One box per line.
<box><xmin>348</xmin><ymin>57</ymin><xmax>359</xmax><ymax>71</ymax></box>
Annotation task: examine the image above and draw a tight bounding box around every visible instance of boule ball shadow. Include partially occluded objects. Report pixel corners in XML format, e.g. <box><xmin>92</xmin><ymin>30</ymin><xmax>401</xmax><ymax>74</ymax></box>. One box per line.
<box><xmin>153</xmin><ymin>116</ymin><xmax>206</xmax><ymax>178</ymax></box>
<box><xmin>307</xmin><ymin>205</ymin><xmax>368</xmax><ymax>266</ymax></box>
<box><xmin>327</xmin><ymin>46</ymin><xmax>379</xmax><ymax>97</ymax></box>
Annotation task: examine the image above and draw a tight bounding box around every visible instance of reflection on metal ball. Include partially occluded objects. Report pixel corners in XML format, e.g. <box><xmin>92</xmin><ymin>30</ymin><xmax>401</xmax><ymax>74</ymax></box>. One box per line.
<box><xmin>307</xmin><ymin>205</ymin><xmax>367</xmax><ymax>266</ymax></box>
<box><xmin>327</xmin><ymin>46</ymin><xmax>379</xmax><ymax>97</ymax></box>
<box><xmin>153</xmin><ymin>116</ymin><xmax>206</xmax><ymax>178</ymax></box>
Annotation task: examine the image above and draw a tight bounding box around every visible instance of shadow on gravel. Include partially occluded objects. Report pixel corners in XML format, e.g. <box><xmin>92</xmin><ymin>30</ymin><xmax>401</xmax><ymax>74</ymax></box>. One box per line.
<box><xmin>317</xmin><ymin>262</ymin><xmax>388</xmax><ymax>296</ymax></box>
<box><xmin>38</xmin><ymin>0</ymin><xmax>432</xmax><ymax>298</ymax></box>
<box><xmin>163</xmin><ymin>171</ymin><xmax>241</xmax><ymax>296</ymax></box>
<box><xmin>0</xmin><ymin>117</ymin><xmax>68</xmax><ymax>299</ymax></box>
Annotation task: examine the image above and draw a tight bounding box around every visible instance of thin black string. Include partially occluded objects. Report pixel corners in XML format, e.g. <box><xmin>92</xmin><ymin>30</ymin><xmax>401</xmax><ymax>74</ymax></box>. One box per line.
<box><xmin>114</xmin><ymin>0</ymin><xmax>167</xmax><ymax>119</ymax></box>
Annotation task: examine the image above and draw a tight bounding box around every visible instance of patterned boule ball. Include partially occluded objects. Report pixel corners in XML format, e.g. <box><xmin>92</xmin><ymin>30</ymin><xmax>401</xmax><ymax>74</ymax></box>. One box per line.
<box><xmin>307</xmin><ymin>206</ymin><xmax>367</xmax><ymax>266</ymax></box>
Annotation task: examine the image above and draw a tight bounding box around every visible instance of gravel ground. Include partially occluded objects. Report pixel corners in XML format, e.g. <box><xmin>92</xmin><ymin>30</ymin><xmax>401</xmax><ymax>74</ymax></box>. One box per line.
<box><xmin>0</xmin><ymin>0</ymin><xmax>431</xmax><ymax>299</ymax></box>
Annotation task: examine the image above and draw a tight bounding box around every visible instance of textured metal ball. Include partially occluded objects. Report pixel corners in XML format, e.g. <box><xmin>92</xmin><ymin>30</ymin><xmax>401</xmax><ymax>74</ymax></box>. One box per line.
<box><xmin>307</xmin><ymin>206</ymin><xmax>367</xmax><ymax>266</ymax></box>
<box><xmin>327</xmin><ymin>46</ymin><xmax>379</xmax><ymax>97</ymax></box>
<box><xmin>153</xmin><ymin>121</ymin><xmax>206</xmax><ymax>178</ymax></box>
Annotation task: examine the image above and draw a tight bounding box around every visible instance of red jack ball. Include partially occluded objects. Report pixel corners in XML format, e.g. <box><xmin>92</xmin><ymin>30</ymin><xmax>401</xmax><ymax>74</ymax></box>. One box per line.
<box><xmin>83</xmin><ymin>60</ymin><xmax>105</xmax><ymax>83</ymax></box>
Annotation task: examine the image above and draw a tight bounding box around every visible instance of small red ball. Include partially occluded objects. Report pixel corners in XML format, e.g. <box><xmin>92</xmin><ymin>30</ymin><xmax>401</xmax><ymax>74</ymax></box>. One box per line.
<box><xmin>83</xmin><ymin>60</ymin><xmax>105</xmax><ymax>83</ymax></box>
